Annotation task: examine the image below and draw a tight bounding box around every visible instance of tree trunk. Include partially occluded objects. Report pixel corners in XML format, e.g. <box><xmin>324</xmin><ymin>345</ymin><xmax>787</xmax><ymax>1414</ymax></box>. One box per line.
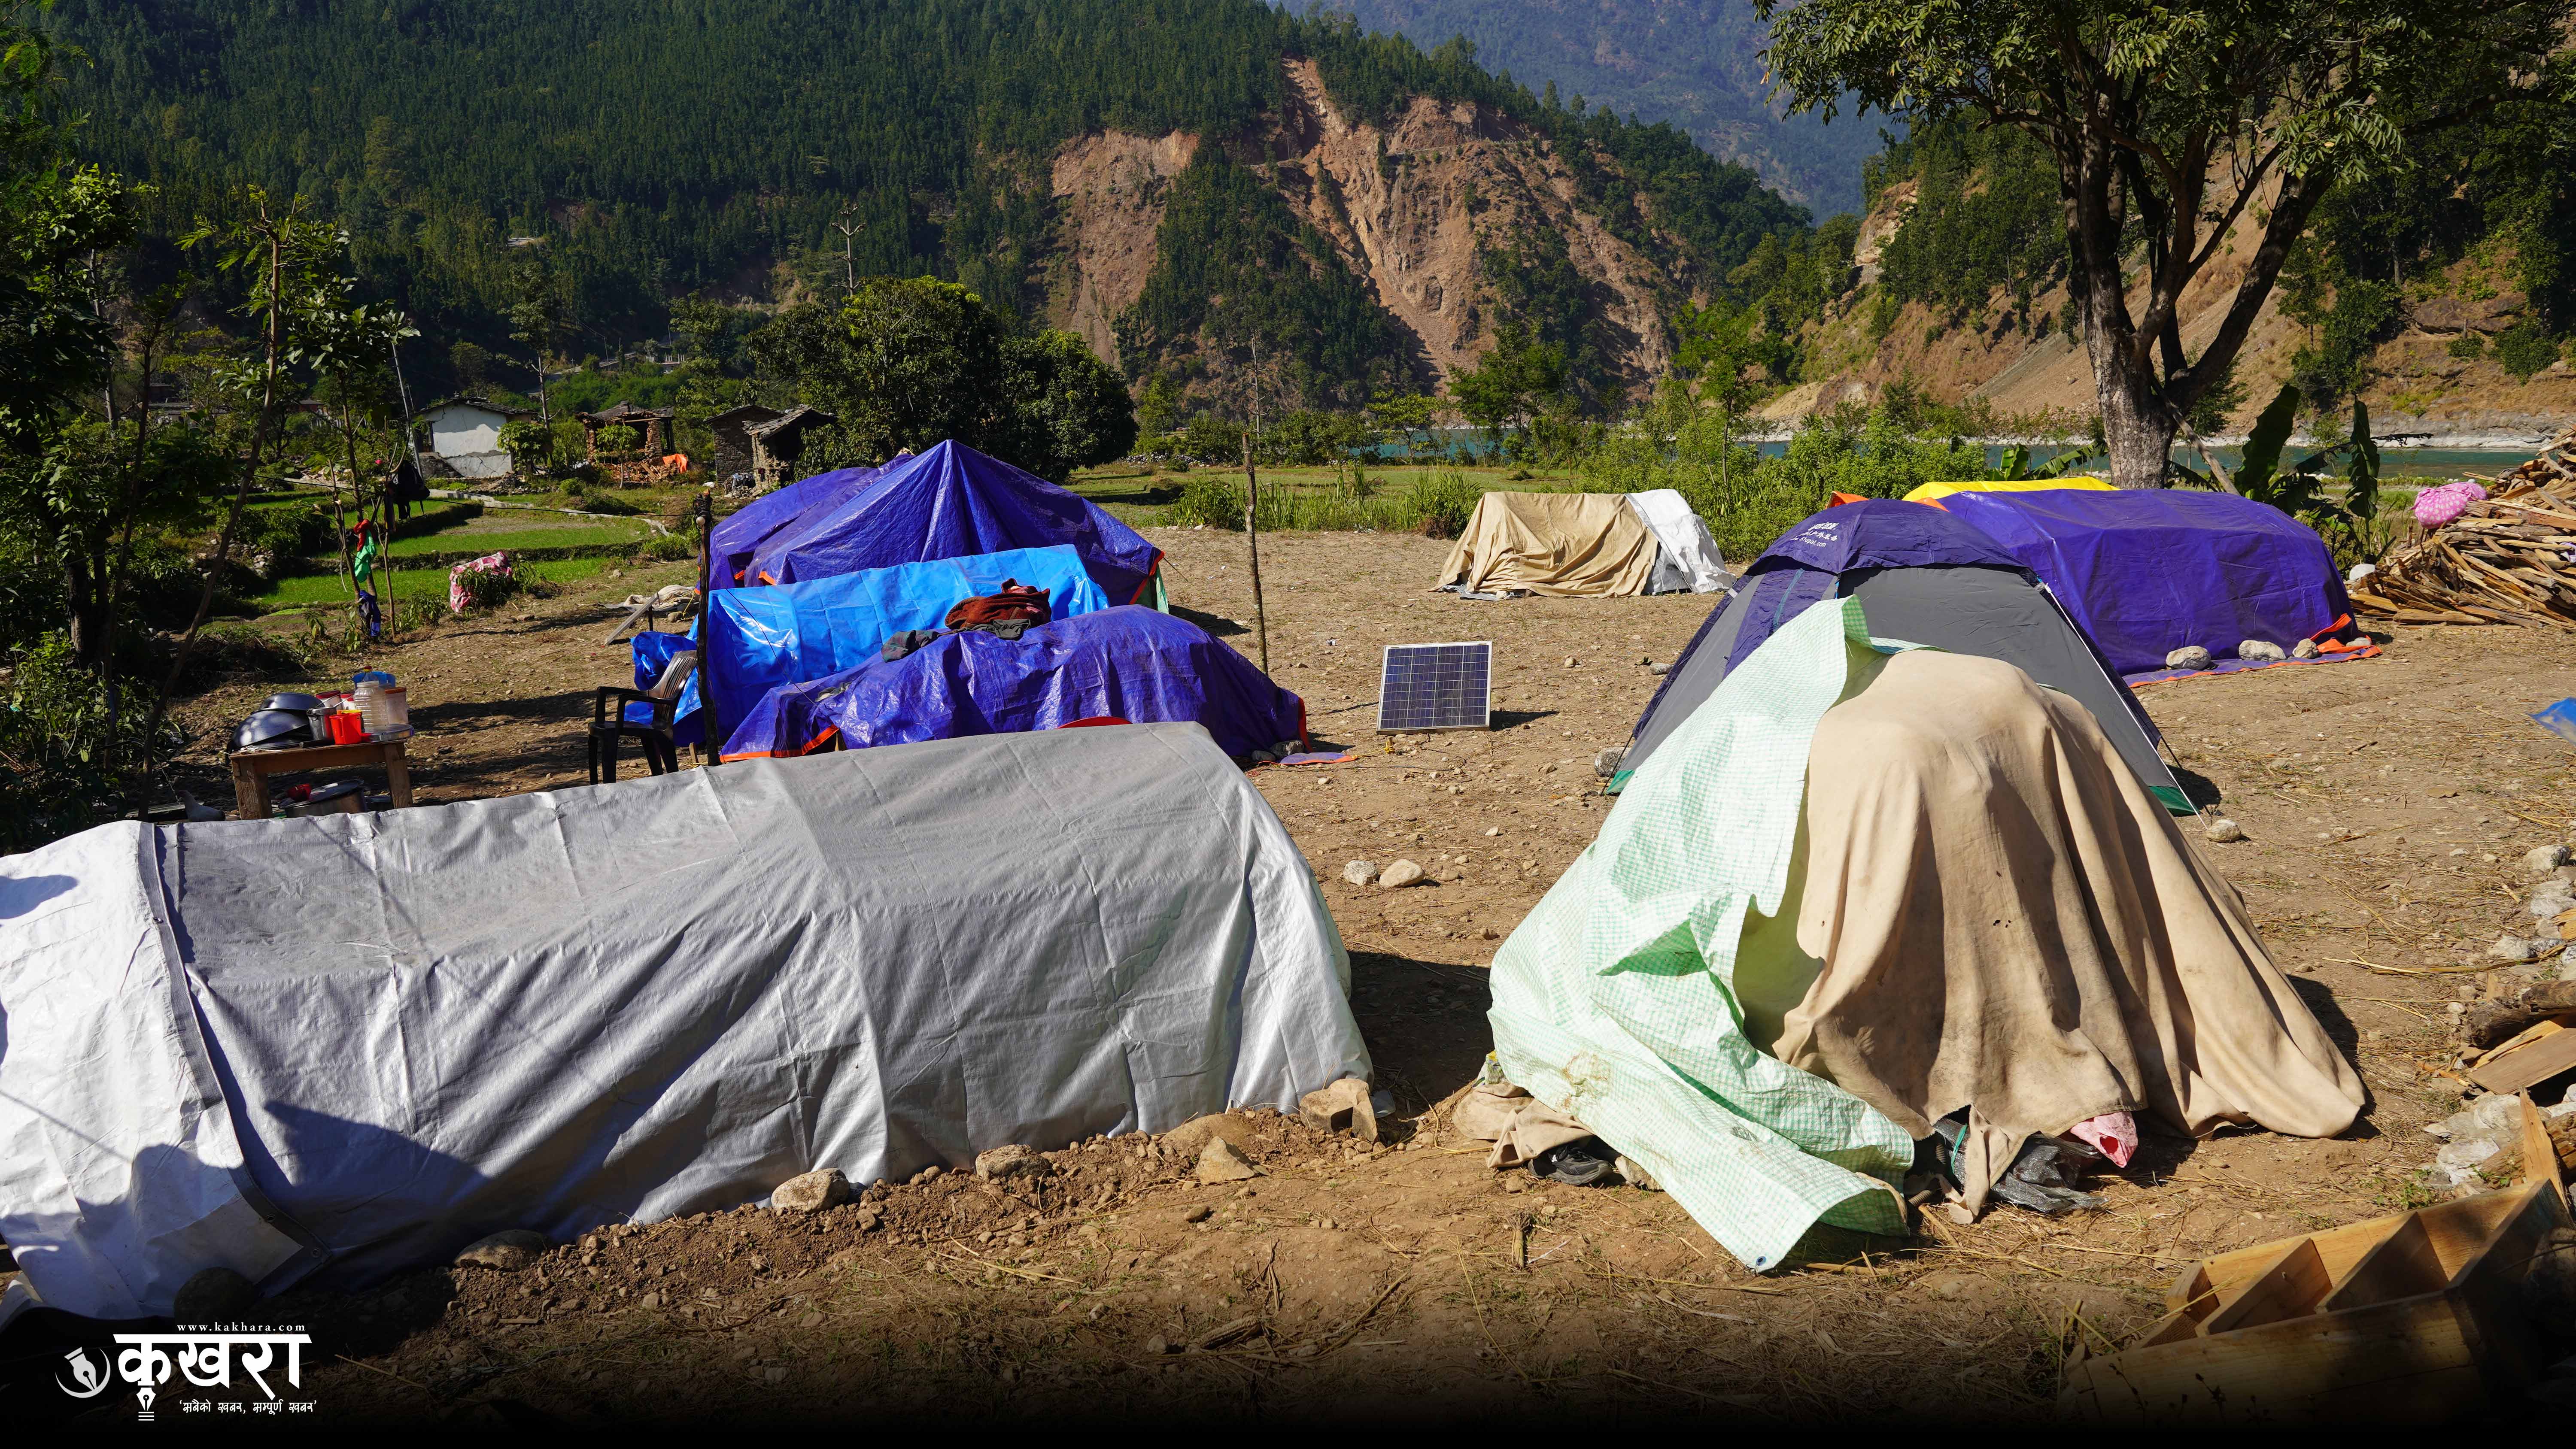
<box><xmin>2097</xmin><ymin>372</ymin><xmax>2178</xmax><ymax>490</ymax></box>
<box><xmin>66</xmin><ymin>552</ymin><xmax>103</xmax><ymax>671</ymax></box>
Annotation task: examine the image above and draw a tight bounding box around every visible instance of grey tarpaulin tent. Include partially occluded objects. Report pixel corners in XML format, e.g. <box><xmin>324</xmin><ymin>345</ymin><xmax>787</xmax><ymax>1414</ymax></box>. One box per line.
<box><xmin>0</xmin><ymin>724</ymin><xmax>1366</xmax><ymax>1319</ymax></box>
<box><xmin>1618</xmin><ymin>501</ymin><xmax>2187</xmax><ymax>813</ymax></box>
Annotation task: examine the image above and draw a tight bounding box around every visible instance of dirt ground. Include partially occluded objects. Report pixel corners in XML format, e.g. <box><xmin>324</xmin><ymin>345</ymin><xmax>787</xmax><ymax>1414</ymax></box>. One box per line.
<box><xmin>36</xmin><ymin>526</ymin><xmax>2576</xmax><ymax>1423</ymax></box>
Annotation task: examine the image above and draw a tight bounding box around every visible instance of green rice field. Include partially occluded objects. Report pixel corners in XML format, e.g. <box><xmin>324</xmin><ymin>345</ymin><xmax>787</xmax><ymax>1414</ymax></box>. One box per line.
<box><xmin>255</xmin><ymin>555</ymin><xmax>614</xmax><ymax>609</ymax></box>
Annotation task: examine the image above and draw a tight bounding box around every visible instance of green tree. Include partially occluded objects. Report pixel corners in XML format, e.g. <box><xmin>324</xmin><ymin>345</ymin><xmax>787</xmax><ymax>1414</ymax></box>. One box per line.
<box><xmin>987</xmin><ymin>329</ymin><xmax>1140</xmax><ymax>482</ymax></box>
<box><xmin>0</xmin><ymin>14</ymin><xmax>120</xmax><ymax>450</ymax></box>
<box><xmin>1449</xmin><ymin>322</ymin><xmax>1567</xmax><ymax>451</ymax></box>
<box><xmin>1762</xmin><ymin>0</ymin><xmax>2573</xmax><ymax>487</ymax></box>
<box><xmin>825</xmin><ymin>276</ymin><xmax>1008</xmax><ymax>461</ymax></box>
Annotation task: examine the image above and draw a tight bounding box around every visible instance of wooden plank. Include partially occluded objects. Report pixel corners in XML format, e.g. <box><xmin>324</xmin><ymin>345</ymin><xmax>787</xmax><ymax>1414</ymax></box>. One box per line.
<box><xmin>2468</xmin><ymin>1026</ymin><xmax>2576</xmax><ymax>1095</ymax></box>
<box><xmin>2143</xmin><ymin>1264</ymin><xmax>2216</xmax><ymax>1346</ymax></box>
<box><xmin>2444</xmin><ymin>1179</ymin><xmax>2570</xmax><ymax>1394</ymax></box>
<box><xmin>2200</xmin><ymin>1237</ymin><xmax>2330</xmax><ymax>1336</ymax></box>
<box><xmin>2521</xmin><ymin>1093</ymin><xmax>2566</xmax><ymax>1196</ymax></box>
<box><xmin>2060</xmin><ymin>1291</ymin><xmax>2476</xmax><ymax>1422</ymax></box>
<box><xmin>2323</xmin><ymin>1214</ymin><xmax>2446</xmax><ymax>1310</ymax></box>
<box><xmin>229</xmin><ymin>754</ymin><xmax>266</xmax><ymax>821</ymax></box>
<box><xmin>2195</xmin><ymin>1211</ymin><xmax>2406</xmax><ymax>1301</ymax></box>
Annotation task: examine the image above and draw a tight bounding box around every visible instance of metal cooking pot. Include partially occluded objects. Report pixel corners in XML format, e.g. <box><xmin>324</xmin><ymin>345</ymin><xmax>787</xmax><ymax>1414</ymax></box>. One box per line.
<box><xmin>233</xmin><ymin>709</ymin><xmax>316</xmax><ymax>753</ymax></box>
<box><xmin>264</xmin><ymin>692</ymin><xmax>325</xmax><ymax>714</ymax></box>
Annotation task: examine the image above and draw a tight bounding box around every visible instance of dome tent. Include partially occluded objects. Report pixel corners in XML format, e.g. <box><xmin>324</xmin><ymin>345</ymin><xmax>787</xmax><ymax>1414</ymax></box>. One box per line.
<box><xmin>1617</xmin><ymin>500</ymin><xmax>2188</xmax><ymax>814</ymax></box>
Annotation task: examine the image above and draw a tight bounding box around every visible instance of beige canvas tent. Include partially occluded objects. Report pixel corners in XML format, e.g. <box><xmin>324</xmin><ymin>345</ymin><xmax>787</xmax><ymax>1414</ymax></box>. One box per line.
<box><xmin>1436</xmin><ymin>490</ymin><xmax>1731</xmax><ymax>598</ymax></box>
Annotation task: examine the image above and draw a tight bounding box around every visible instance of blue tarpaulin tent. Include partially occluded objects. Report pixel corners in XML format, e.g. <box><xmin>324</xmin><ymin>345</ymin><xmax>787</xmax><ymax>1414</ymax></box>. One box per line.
<box><xmin>1939</xmin><ymin>489</ymin><xmax>2364</xmax><ymax>679</ymax></box>
<box><xmin>704</xmin><ymin>461</ymin><xmax>893</xmax><ymax>593</ymax></box>
<box><xmin>723</xmin><ymin>605</ymin><xmax>1304</xmax><ymax>762</ymax></box>
<box><xmin>746</xmin><ymin>440</ymin><xmax>1163</xmax><ymax>605</ymax></box>
<box><xmin>685</xmin><ymin>546</ymin><xmax>1109</xmax><ymax>741</ymax></box>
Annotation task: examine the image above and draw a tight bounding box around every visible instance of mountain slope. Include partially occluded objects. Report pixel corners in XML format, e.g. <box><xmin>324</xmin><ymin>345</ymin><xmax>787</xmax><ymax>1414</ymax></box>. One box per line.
<box><xmin>43</xmin><ymin>0</ymin><xmax>1811</xmax><ymax>409</ymax></box>
<box><xmin>1324</xmin><ymin>0</ymin><xmax>1882</xmax><ymax>214</ymax></box>
<box><xmin>1768</xmin><ymin>124</ymin><xmax>2576</xmax><ymax>443</ymax></box>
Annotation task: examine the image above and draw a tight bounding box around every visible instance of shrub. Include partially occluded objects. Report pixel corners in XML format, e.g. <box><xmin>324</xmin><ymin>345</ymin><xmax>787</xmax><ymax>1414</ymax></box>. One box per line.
<box><xmin>1163</xmin><ymin>475</ymin><xmax>1246</xmax><ymax>530</ymax></box>
<box><xmin>640</xmin><ymin>530</ymin><xmax>696</xmax><ymax>562</ymax></box>
<box><xmin>1404</xmin><ymin>468</ymin><xmax>1482</xmax><ymax>539</ymax></box>
<box><xmin>447</xmin><ymin>552</ymin><xmax>524</xmax><ymax>612</ymax></box>
<box><xmin>0</xmin><ymin>634</ymin><xmax>173</xmax><ymax>851</ymax></box>
<box><xmin>2493</xmin><ymin>321</ymin><xmax>2561</xmax><ymax>381</ymax></box>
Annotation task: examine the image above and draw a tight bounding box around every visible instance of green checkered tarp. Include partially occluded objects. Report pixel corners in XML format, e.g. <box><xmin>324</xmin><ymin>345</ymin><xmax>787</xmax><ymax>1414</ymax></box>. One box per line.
<box><xmin>1487</xmin><ymin>596</ymin><xmax>1914</xmax><ymax>1271</ymax></box>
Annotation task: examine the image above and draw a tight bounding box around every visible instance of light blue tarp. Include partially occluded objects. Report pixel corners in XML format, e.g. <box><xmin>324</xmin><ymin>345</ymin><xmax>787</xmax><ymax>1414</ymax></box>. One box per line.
<box><xmin>747</xmin><ymin>440</ymin><xmax>1163</xmax><ymax>605</ymax></box>
<box><xmin>691</xmin><ymin>546</ymin><xmax>1108</xmax><ymax>741</ymax></box>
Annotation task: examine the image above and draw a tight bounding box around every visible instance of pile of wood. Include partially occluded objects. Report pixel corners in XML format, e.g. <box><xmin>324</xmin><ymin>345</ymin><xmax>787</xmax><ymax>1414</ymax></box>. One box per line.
<box><xmin>2351</xmin><ymin>425</ymin><xmax>2576</xmax><ymax>628</ymax></box>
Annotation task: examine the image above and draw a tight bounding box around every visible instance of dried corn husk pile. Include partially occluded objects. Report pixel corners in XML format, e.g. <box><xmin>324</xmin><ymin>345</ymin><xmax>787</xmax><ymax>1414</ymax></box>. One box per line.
<box><xmin>2351</xmin><ymin>426</ymin><xmax>2576</xmax><ymax>627</ymax></box>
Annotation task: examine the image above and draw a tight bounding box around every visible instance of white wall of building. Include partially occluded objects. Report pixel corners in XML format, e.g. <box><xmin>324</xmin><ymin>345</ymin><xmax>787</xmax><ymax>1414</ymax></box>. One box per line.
<box><xmin>425</xmin><ymin>404</ymin><xmax>515</xmax><ymax>479</ymax></box>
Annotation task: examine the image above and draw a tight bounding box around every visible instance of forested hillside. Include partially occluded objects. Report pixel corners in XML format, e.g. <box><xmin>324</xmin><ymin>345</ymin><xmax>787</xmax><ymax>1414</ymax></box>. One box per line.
<box><xmin>39</xmin><ymin>0</ymin><xmax>1813</xmax><ymax>411</ymax></box>
<box><xmin>1765</xmin><ymin>93</ymin><xmax>2576</xmax><ymax>441</ymax></box>
<box><xmin>1324</xmin><ymin>0</ymin><xmax>1881</xmax><ymax>213</ymax></box>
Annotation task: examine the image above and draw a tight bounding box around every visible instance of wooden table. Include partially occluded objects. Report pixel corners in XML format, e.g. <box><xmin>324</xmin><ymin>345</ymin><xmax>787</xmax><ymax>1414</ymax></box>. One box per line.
<box><xmin>227</xmin><ymin>737</ymin><xmax>414</xmax><ymax>820</ymax></box>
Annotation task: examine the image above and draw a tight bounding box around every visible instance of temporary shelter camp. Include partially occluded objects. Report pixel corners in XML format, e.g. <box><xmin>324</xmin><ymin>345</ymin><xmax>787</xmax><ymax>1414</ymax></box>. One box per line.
<box><xmin>746</xmin><ymin>440</ymin><xmax>1164</xmax><ymax>606</ymax></box>
<box><xmin>1490</xmin><ymin>597</ymin><xmax>2362</xmax><ymax>1273</ymax></box>
<box><xmin>722</xmin><ymin>605</ymin><xmax>1307</xmax><ymax>762</ymax></box>
<box><xmin>1937</xmin><ymin>487</ymin><xmax>2374</xmax><ymax>682</ymax></box>
<box><xmin>1616</xmin><ymin>500</ymin><xmax>2188</xmax><ymax>812</ymax></box>
<box><xmin>0</xmin><ymin>724</ymin><xmax>1364</xmax><ymax>1319</ymax></box>
<box><xmin>690</xmin><ymin>545</ymin><xmax>1108</xmax><ymax>742</ymax></box>
<box><xmin>1436</xmin><ymin>490</ymin><xmax>1732</xmax><ymax>598</ymax></box>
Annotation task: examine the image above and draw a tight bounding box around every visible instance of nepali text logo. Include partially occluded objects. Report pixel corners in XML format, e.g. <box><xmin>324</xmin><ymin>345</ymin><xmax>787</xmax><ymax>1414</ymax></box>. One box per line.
<box><xmin>58</xmin><ymin>1331</ymin><xmax>313</xmax><ymax>1421</ymax></box>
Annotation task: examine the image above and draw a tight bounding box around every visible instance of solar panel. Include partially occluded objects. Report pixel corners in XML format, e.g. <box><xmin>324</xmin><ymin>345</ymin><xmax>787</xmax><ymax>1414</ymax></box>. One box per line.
<box><xmin>1376</xmin><ymin>641</ymin><xmax>1492</xmax><ymax>732</ymax></box>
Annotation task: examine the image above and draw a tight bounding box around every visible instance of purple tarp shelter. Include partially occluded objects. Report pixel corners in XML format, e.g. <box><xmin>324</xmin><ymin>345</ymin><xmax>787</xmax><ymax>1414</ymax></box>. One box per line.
<box><xmin>745</xmin><ymin>440</ymin><xmax>1163</xmax><ymax>606</ymax></box>
<box><xmin>723</xmin><ymin>606</ymin><xmax>1304</xmax><ymax>762</ymax></box>
<box><xmin>1938</xmin><ymin>489</ymin><xmax>2365</xmax><ymax>680</ymax></box>
<box><xmin>704</xmin><ymin>461</ymin><xmax>891</xmax><ymax>594</ymax></box>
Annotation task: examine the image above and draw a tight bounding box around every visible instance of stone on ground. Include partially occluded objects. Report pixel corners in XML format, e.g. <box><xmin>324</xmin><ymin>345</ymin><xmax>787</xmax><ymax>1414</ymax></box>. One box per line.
<box><xmin>1341</xmin><ymin>859</ymin><xmax>1379</xmax><ymax>885</ymax></box>
<box><xmin>1379</xmin><ymin>859</ymin><xmax>1426</xmax><ymax>888</ymax></box>
<box><xmin>1164</xmin><ymin>1112</ymin><xmax>1257</xmax><ymax>1159</ymax></box>
<box><xmin>2526</xmin><ymin>843</ymin><xmax>2573</xmax><ymax>874</ymax></box>
<box><xmin>2292</xmin><ymin>638</ymin><xmax>2321</xmax><ymax>659</ymax></box>
<box><xmin>2165</xmin><ymin>646</ymin><xmax>2212</xmax><ymax>671</ymax></box>
<box><xmin>2204</xmin><ymin>817</ymin><xmax>2245</xmax><ymax>843</ymax></box>
<box><xmin>2237</xmin><ymin>639</ymin><xmax>2286</xmax><ymax>661</ymax></box>
<box><xmin>454</xmin><ymin>1230</ymin><xmax>553</xmax><ymax>1271</ymax></box>
<box><xmin>1195</xmin><ymin>1137</ymin><xmax>1262</xmax><ymax>1183</ymax></box>
<box><xmin>974</xmin><ymin>1144</ymin><xmax>1050</xmax><ymax>1181</ymax></box>
<box><xmin>1299</xmin><ymin>1076</ymin><xmax>1379</xmax><ymax>1143</ymax></box>
<box><xmin>772</xmin><ymin>1167</ymin><xmax>852</xmax><ymax>1213</ymax></box>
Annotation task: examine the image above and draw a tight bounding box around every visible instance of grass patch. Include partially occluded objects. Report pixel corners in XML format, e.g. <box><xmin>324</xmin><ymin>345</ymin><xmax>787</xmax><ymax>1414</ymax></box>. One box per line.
<box><xmin>255</xmin><ymin>555</ymin><xmax>614</xmax><ymax>608</ymax></box>
<box><xmin>384</xmin><ymin>524</ymin><xmax>649</xmax><ymax>558</ymax></box>
<box><xmin>1069</xmin><ymin>464</ymin><xmax>1592</xmax><ymax>532</ymax></box>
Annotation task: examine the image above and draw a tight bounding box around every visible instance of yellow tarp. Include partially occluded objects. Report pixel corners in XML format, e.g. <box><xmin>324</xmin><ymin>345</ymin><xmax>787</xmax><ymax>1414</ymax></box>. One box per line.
<box><xmin>1436</xmin><ymin>491</ymin><xmax>1656</xmax><ymax>597</ymax></box>
<box><xmin>1903</xmin><ymin>476</ymin><xmax>2113</xmax><ymax>503</ymax></box>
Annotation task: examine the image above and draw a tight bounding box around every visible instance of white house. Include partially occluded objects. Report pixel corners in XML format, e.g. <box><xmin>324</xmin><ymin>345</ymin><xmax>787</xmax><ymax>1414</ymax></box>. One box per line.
<box><xmin>419</xmin><ymin>399</ymin><xmax>533</xmax><ymax>479</ymax></box>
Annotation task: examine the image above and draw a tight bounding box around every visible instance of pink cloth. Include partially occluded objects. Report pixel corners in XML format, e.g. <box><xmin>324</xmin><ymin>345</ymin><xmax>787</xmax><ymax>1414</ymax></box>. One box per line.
<box><xmin>2068</xmin><ymin>1111</ymin><xmax>2138</xmax><ymax>1167</ymax></box>
<box><xmin>2413</xmin><ymin>481</ymin><xmax>2488</xmax><ymax>529</ymax></box>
